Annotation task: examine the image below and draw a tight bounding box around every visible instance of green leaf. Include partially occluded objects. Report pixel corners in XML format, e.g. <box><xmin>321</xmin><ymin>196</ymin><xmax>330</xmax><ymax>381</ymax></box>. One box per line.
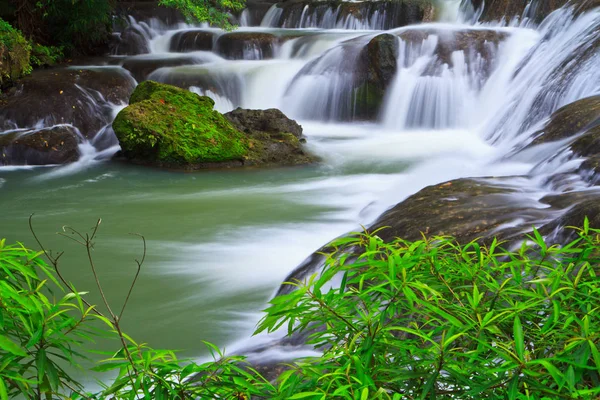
<box><xmin>0</xmin><ymin>334</ymin><xmax>26</xmax><ymax>357</ymax></box>
<box><xmin>288</xmin><ymin>392</ymin><xmax>323</xmax><ymax>399</ymax></box>
<box><xmin>513</xmin><ymin>316</ymin><xmax>524</xmax><ymax>362</ymax></box>
<box><xmin>0</xmin><ymin>378</ymin><xmax>7</xmax><ymax>400</ymax></box>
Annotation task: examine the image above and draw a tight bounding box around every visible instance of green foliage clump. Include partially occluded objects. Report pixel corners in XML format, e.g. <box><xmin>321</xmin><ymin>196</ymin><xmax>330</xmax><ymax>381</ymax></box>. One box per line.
<box><xmin>258</xmin><ymin>225</ymin><xmax>600</xmax><ymax>399</ymax></box>
<box><xmin>3</xmin><ymin>219</ymin><xmax>600</xmax><ymax>399</ymax></box>
<box><xmin>35</xmin><ymin>0</ymin><xmax>112</xmax><ymax>54</ymax></box>
<box><xmin>159</xmin><ymin>0</ymin><xmax>246</xmax><ymax>30</ymax></box>
<box><xmin>113</xmin><ymin>81</ymin><xmax>248</xmax><ymax>165</ymax></box>
<box><xmin>0</xmin><ymin>17</ymin><xmax>31</xmax><ymax>86</ymax></box>
<box><xmin>30</xmin><ymin>43</ymin><xmax>63</xmax><ymax>67</ymax></box>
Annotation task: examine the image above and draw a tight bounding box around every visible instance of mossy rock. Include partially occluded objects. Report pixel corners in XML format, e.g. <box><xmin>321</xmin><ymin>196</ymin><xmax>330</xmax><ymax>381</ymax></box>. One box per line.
<box><xmin>113</xmin><ymin>81</ymin><xmax>248</xmax><ymax>166</ymax></box>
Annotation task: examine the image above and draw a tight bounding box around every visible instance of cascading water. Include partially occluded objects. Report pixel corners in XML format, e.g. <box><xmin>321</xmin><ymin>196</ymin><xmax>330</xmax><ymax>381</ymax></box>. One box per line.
<box><xmin>1</xmin><ymin>0</ymin><xmax>600</xmax><ymax>372</ymax></box>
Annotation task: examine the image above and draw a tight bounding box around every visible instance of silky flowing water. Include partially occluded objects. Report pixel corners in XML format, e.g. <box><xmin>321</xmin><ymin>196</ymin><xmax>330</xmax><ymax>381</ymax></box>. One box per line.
<box><xmin>1</xmin><ymin>0</ymin><xmax>599</xmax><ymax>386</ymax></box>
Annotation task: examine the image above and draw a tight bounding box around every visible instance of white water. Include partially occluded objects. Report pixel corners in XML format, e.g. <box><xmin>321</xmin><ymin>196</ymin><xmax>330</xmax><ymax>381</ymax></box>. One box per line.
<box><xmin>2</xmin><ymin>0</ymin><xmax>600</xmax><ymax>366</ymax></box>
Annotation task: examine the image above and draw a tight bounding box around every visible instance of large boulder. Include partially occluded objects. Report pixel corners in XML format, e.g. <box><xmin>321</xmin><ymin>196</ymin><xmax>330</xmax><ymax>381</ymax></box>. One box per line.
<box><xmin>113</xmin><ymin>81</ymin><xmax>247</xmax><ymax>167</ymax></box>
<box><xmin>0</xmin><ymin>68</ymin><xmax>135</xmax><ymax>140</ymax></box>
<box><xmin>0</xmin><ymin>125</ymin><xmax>80</xmax><ymax>165</ymax></box>
<box><xmin>112</xmin><ymin>81</ymin><xmax>316</xmax><ymax>169</ymax></box>
<box><xmin>112</xmin><ymin>26</ymin><xmax>151</xmax><ymax>56</ymax></box>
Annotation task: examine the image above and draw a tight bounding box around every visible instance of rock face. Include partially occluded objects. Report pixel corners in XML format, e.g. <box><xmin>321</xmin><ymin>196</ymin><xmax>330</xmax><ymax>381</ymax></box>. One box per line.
<box><xmin>112</xmin><ymin>26</ymin><xmax>151</xmax><ymax>56</ymax></box>
<box><xmin>0</xmin><ymin>126</ymin><xmax>80</xmax><ymax>165</ymax></box>
<box><xmin>113</xmin><ymin>81</ymin><xmax>315</xmax><ymax>169</ymax></box>
<box><xmin>0</xmin><ymin>68</ymin><xmax>136</xmax><ymax>140</ymax></box>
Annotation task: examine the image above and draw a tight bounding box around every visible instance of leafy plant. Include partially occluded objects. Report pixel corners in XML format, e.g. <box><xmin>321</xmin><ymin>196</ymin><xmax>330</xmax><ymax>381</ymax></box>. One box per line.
<box><xmin>258</xmin><ymin>224</ymin><xmax>600</xmax><ymax>399</ymax></box>
<box><xmin>159</xmin><ymin>0</ymin><xmax>246</xmax><ymax>30</ymax></box>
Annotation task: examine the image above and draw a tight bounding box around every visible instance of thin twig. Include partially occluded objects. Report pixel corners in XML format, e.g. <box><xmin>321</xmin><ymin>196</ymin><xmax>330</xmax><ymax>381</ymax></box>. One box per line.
<box><xmin>119</xmin><ymin>234</ymin><xmax>146</xmax><ymax>321</ymax></box>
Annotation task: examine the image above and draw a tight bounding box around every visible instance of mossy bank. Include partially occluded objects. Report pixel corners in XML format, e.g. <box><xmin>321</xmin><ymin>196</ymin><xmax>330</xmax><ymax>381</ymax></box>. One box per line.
<box><xmin>112</xmin><ymin>81</ymin><xmax>316</xmax><ymax>169</ymax></box>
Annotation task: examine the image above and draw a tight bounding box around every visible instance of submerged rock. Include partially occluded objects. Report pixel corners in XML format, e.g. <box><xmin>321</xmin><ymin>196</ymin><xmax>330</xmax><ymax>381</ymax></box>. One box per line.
<box><xmin>0</xmin><ymin>68</ymin><xmax>135</xmax><ymax>140</ymax></box>
<box><xmin>113</xmin><ymin>81</ymin><xmax>315</xmax><ymax>169</ymax></box>
<box><xmin>0</xmin><ymin>125</ymin><xmax>80</xmax><ymax>165</ymax></box>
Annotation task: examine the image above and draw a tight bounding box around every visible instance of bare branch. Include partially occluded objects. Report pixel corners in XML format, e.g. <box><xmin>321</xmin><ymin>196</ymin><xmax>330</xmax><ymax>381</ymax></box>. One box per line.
<box><xmin>119</xmin><ymin>234</ymin><xmax>146</xmax><ymax>321</ymax></box>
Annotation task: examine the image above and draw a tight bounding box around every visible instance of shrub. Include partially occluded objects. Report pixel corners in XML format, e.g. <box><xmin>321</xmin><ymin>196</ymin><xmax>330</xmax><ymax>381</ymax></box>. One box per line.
<box><xmin>0</xmin><ymin>17</ymin><xmax>31</xmax><ymax>86</ymax></box>
<box><xmin>259</xmin><ymin>225</ymin><xmax>600</xmax><ymax>399</ymax></box>
<box><xmin>2</xmin><ymin>218</ymin><xmax>600</xmax><ymax>399</ymax></box>
<box><xmin>30</xmin><ymin>43</ymin><xmax>63</xmax><ymax>67</ymax></box>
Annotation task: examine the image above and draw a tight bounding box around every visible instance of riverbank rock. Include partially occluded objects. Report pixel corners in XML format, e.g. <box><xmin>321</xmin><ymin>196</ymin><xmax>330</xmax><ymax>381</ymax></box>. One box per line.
<box><xmin>0</xmin><ymin>125</ymin><xmax>80</xmax><ymax>165</ymax></box>
<box><xmin>0</xmin><ymin>68</ymin><xmax>135</xmax><ymax>140</ymax></box>
<box><xmin>113</xmin><ymin>81</ymin><xmax>315</xmax><ymax>169</ymax></box>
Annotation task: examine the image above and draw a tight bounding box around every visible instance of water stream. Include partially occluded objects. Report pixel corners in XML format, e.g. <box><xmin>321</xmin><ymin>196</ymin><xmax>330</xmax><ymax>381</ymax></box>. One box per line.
<box><xmin>1</xmin><ymin>0</ymin><xmax>599</xmax><ymax>382</ymax></box>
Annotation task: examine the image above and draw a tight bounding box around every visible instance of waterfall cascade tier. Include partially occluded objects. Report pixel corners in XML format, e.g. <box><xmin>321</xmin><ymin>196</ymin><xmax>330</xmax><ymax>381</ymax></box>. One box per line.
<box><xmin>1</xmin><ymin>0</ymin><xmax>600</xmax><ymax>368</ymax></box>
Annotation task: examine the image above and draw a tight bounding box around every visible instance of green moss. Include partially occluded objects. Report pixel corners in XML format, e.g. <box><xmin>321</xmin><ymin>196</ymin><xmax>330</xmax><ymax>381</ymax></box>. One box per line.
<box><xmin>113</xmin><ymin>81</ymin><xmax>248</xmax><ymax>165</ymax></box>
<box><xmin>0</xmin><ymin>18</ymin><xmax>31</xmax><ymax>87</ymax></box>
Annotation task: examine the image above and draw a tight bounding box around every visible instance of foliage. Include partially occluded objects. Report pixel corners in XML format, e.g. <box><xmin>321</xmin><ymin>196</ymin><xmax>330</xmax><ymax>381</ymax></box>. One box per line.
<box><xmin>0</xmin><ymin>17</ymin><xmax>31</xmax><ymax>86</ymax></box>
<box><xmin>258</xmin><ymin>225</ymin><xmax>600</xmax><ymax>399</ymax></box>
<box><xmin>113</xmin><ymin>81</ymin><xmax>248</xmax><ymax>165</ymax></box>
<box><xmin>159</xmin><ymin>0</ymin><xmax>246</xmax><ymax>30</ymax></box>
<box><xmin>0</xmin><ymin>239</ymin><xmax>93</xmax><ymax>398</ymax></box>
<box><xmin>35</xmin><ymin>0</ymin><xmax>112</xmax><ymax>54</ymax></box>
<box><xmin>2</xmin><ymin>218</ymin><xmax>600</xmax><ymax>399</ymax></box>
<box><xmin>30</xmin><ymin>43</ymin><xmax>63</xmax><ymax>67</ymax></box>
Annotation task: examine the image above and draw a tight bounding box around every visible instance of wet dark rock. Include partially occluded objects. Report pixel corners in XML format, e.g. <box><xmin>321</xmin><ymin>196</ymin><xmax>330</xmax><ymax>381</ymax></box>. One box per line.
<box><xmin>353</xmin><ymin>33</ymin><xmax>398</xmax><ymax>120</ymax></box>
<box><xmin>530</xmin><ymin>96</ymin><xmax>600</xmax><ymax>146</ymax></box>
<box><xmin>225</xmin><ymin>107</ymin><xmax>303</xmax><ymax>138</ymax></box>
<box><xmin>112</xmin><ymin>26</ymin><xmax>151</xmax><ymax>55</ymax></box>
<box><xmin>216</xmin><ymin>32</ymin><xmax>280</xmax><ymax>60</ymax></box>
<box><xmin>121</xmin><ymin>55</ymin><xmax>206</xmax><ymax>82</ymax></box>
<box><xmin>539</xmin><ymin>189</ymin><xmax>600</xmax><ymax>242</ymax></box>
<box><xmin>368</xmin><ymin>178</ymin><xmax>549</xmax><ymax>244</ymax></box>
<box><xmin>224</xmin><ymin>107</ymin><xmax>316</xmax><ymax>167</ymax></box>
<box><xmin>0</xmin><ymin>68</ymin><xmax>135</xmax><ymax>140</ymax></box>
<box><xmin>0</xmin><ymin>125</ymin><xmax>80</xmax><ymax>165</ymax></box>
<box><xmin>169</xmin><ymin>30</ymin><xmax>216</xmax><ymax>52</ymax></box>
